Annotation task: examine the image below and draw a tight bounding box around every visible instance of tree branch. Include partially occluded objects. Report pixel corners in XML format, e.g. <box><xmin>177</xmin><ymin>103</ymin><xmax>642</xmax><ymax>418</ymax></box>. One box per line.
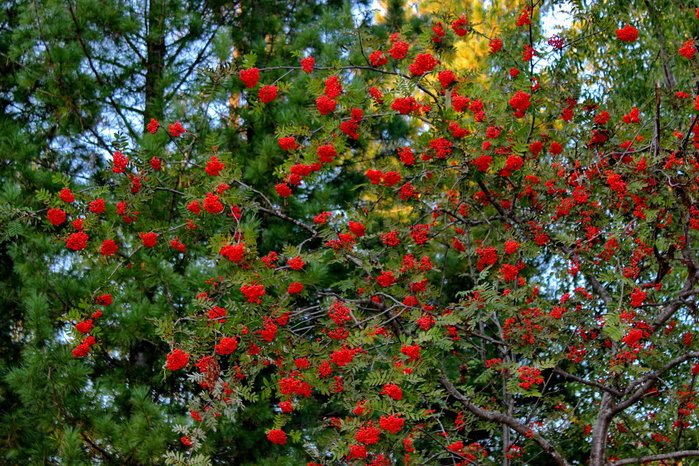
<box><xmin>255</xmin><ymin>64</ymin><xmax>441</xmax><ymax>105</ymax></box>
<box><xmin>642</xmin><ymin>0</ymin><xmax>676</xmax><ymax>89</ymax></box>
<box><xmin>651</xmin><ymin>286</ymin><xmax>699</xmax><ymax>332</ymax></box>
<box><xmin>616</xmin><ymin>351</ymin><xmax>699</xmax><ymax>414</ymax></box>
<box><xmin>66</xmin><ymin>1</ymin><xmax>138</xmax><ymax>140</ymax></box>
<box><xmin>610</xmin><ymin>450</ymin><xmax>699</xmax><ymax>465</ymax></box>
<box><xmin>230</xmin><ymin>178</ymin><xmax>318</xmax><ymax>237</ymax></box>
<box><xmin>256</xmin><ymin>206</ymin><xmax>318</xmax><ymax>237</ymax></box>
<box><xmin>164</xmin><ymin>30</ymin><xmax>218</xmax><ymax>103</ymax></box>
<box><xmin>80</xmin><ymin>432</ymin><xmax>118</xmax><ymax>464</ymax></box>
<box><xmin>553</xmin><ymin>368</ymin><xmax>623</xmax><ymax>397</ymax></box>
<box><xmin>441</xmin><ymin>376</ymin><xmax>571</xmax><ymax>466</ymax></box>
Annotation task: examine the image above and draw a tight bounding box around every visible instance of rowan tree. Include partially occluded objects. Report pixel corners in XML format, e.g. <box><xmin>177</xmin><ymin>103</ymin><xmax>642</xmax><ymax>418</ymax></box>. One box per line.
<box><xmin>10</xmin><ymin>1</ymin><xmax>699</xmax><ymax>465</ymax></box>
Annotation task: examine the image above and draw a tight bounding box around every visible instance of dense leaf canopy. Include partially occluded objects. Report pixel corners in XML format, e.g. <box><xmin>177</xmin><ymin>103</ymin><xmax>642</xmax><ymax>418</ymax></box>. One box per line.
<box><xmin>2</xmin><ymin>1</ymin><xmax>699</xmax><ymax>465</ymax></box>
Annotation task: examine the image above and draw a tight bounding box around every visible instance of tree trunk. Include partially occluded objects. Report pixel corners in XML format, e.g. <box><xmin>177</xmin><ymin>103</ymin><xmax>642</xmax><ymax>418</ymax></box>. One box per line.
<box><xmin>590</xmin><ymin>393</ymin><xmax>614</xmax><ymax>466</ymax></box>
<box><xmin>145</xmin><ymin>0</ymin><xmax>166</xmax><ymax>126</ymax></box>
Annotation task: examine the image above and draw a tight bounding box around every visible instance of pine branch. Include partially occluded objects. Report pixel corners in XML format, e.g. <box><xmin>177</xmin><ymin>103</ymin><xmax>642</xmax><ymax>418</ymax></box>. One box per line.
<box><xmin>66</xmin><ymin>1</ymin><xmax>138</xmax><ymax>139</ymax></box>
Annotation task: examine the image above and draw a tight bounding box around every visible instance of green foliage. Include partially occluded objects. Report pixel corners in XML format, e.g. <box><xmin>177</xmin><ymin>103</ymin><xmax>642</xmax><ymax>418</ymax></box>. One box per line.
<box><xmin>1</xmin><ymin>0</ymin><xmax>371</xmax><ymax>464</ymax></box>
<box><xmin>4</xmin><ymin>0</ymin><xmax>699</xmax><ymax>465</ymax></box>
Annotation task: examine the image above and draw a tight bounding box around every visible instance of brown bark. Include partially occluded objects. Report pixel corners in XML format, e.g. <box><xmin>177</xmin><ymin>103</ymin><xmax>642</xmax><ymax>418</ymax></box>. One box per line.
<box><xmin>441</xmin><ymin>376</ymin><xmax>571</xmax><ymax>466</ymax></box>
<box><xmin>144</xmin><ymin>0</ymin><xmax>166</xmax><ymax>125</ymax></box>
<box><xmin>611</xmin><ymin>450</ymin><xmax>699</xmax><ymax>465</ymax></box>
<box><xmin>589</xmin><ymin>393</ymin><xmax>614</xmax><ymax>466</ymax></box>
<box><xmin>643</xmin><ymin>0</ymin><xmax>676</xmax><ymax>89</ymax></box>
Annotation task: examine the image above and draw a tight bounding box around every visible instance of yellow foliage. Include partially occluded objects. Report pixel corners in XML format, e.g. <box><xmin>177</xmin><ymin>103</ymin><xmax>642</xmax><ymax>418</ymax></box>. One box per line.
<box><xmin>374</xmin><ymin>0</ymin><xmax>525</xmax><ymax>73</ymax></box>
